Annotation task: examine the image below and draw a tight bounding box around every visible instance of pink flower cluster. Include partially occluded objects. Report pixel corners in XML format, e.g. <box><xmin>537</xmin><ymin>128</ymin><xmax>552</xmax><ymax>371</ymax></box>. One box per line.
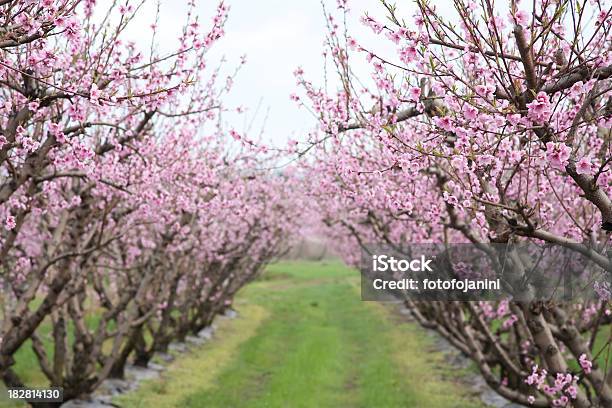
<box><xmin>525</xmin><ymin>366</ymin><xmax>579</xmax><ymax>406</ymax></box>
<box><xmin>526</xmin><ymin>92</ymin><xmax>552</xmax><ymax>124</ymax></box>
<box><xmin>579</xmin><ymin>353</ymin><xmax>593</xmax><ymax>374</ymax></box>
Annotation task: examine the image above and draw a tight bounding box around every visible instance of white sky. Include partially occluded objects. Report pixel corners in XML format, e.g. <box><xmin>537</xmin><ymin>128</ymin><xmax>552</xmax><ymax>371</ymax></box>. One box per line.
<box><xmin>124</xmin><ymin>0</ymin><xmax>403</xmax><ymax>148</ymax></box>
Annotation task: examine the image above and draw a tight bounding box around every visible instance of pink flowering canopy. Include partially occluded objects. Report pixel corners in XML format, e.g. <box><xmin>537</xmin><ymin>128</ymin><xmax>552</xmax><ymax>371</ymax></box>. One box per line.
<box><xmin>0</xmin><ymin>0</ymin><xmax>609</xmax><ymax>407</ymax></box>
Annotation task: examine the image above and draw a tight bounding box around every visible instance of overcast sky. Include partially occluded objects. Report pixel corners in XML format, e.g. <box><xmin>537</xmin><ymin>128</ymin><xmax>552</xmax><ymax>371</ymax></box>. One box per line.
<box><xmin>122</xmin><ymin>0</ymin><xmax>585</xmax><ymax>148</ymax></box>
<box><xmin>124</xmin><ymin>0</ymin><xmax>404</xmax><ymax>148</ymax></box>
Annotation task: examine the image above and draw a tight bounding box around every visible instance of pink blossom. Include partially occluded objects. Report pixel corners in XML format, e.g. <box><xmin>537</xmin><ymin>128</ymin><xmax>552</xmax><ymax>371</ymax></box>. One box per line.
<box><xmin>579</xmin><ymin>353</ymin><xmax>593</xmax><ymax>374</ymax></box>
<box><xmin>90</xmin><ymin>83</ymin><xmax>101</xmax><ymax>102</ymax></box>
<box><xmin>569</xmin><ymin>81</ymin><xmax>584</xmax><ymax>98</ymax></box>
<box><xmin>596</xmin><ymin>10</ymin><xmax>609</xmax><ymax>26</ymax></box>
<box><xmin>545</xmin><ymin>142</ymin><xmax>571</xmax><ymax>170</ymax></box>
<box><xmin>434</xmin><ymin>116</ymin><xmax>454</xmax><ymax>131</ymax></box>
<box><xmin>443</xmin><ymin>192</ymin><xmax>459</xmax><ymax>207</ymax></box>
<box><xmin>386</xmin><ymin>30</ymin><xmax>403</xmax><ymax>44</ymax></box>
<box><xmin>4</xmin><ymin>215</ymin><xmax>16</xmax><ymax>230</ymax></box>
<box><xmin>28</xmin><ymin>101</ymin><xmax>40</xmax><ymax>112</ymax></box>
<box><xmin>119</xmin><ymin>4</ymin><xmax>132</xmax><ymax>15</ymax></box>
<box><xmin>526</xmin><ymin>92</ymin><xmax>552</xmax><ymax>124</ymax></box>
<box><xmin>408</xmin><ymin>86</ymin><xmax>421</xmax><ymax>102</ymax></box>
<box><xmin>525</xmin><ymin>365</ymin><xmax>547</xmax><ymax>389</ymax></box>
<box><xmin>514</xmin><ymin>10</ymin><xmax>530</xmax><ymax>26</ymax></box>
<box><xmin>594</xmin><ymin>281</ymin><xmax>611</xmax><ymax>300</ymax></box>
<box><xmin>476</xmin><ymin>154</ymin><xmax>496</xmax><ymax>168</ymax></box>
<box><xmin>502</xmin><ymin>314</ymin><xmax>518</xmax><ymax>329</ymax></box>
<box><xmin>399</xmin><ymin>45</ymin><xmax>417</xmax><ymax>63</ymax></box>
<box><xmin>18</xmin><ymin>135</ymin><xmax>40</xmax><ymax>153</ymax></box>
<box><xmin>575</xmin><ymin>157</ymin><xmax>592</xmax><ymax>175</ymax></box>
<box><xmin>361</xmin><ymin>16</ymin><xmax>383</xmax><ymax>34</ymax></box>
<box><xmin>451</xmin><ymin>155</ymin><xmax>468</xmax><ymax>173</ymax></box>
<box><xmin>552</xmin><ymin>396</ymin><xmax>569</xmax><ymax>406</ymax></box>
<box><xmin>48</xmin><ymin>122</ymin><xmax>67</xmax><ymax>144</ymax></box>
<box><xmin>462</xmin><ymin>104</ymin><xmax>478</xmax><ymax>120</ymax></box>
<box><xmin>475</xmin><ymin>84</ymin><xmax>493</xmax><ymax>99</ymax></box>
<box><xmin>509</xmin><ymin>150</ymin><xmax>522</xmax><ymax>162</ymax></box>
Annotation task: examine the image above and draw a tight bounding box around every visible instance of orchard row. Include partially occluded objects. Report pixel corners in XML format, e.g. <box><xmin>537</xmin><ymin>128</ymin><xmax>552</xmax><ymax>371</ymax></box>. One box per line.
<box><xmin>0</xmin><ymin>1</ymin><xmax>299</xmax><ymax>405</ymax></box>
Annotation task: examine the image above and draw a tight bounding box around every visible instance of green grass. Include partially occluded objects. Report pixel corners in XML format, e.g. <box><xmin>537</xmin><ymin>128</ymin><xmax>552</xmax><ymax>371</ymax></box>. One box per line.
<box><xmin>118</xmin><ymin>260</ymin><xmax>483</xmax><ymax>408</ymax></box>
<box><xmin>115</xmin><ymin>303</ymin><xmax>270</xmax><ymax>408</ymax></box>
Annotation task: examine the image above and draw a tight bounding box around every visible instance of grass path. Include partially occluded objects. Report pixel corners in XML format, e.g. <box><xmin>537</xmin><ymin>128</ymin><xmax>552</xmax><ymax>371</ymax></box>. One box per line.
<box><xmin>116</xmin><ymin>260</ymin><xmax>484</xmax><ymax>408</ymax></box>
